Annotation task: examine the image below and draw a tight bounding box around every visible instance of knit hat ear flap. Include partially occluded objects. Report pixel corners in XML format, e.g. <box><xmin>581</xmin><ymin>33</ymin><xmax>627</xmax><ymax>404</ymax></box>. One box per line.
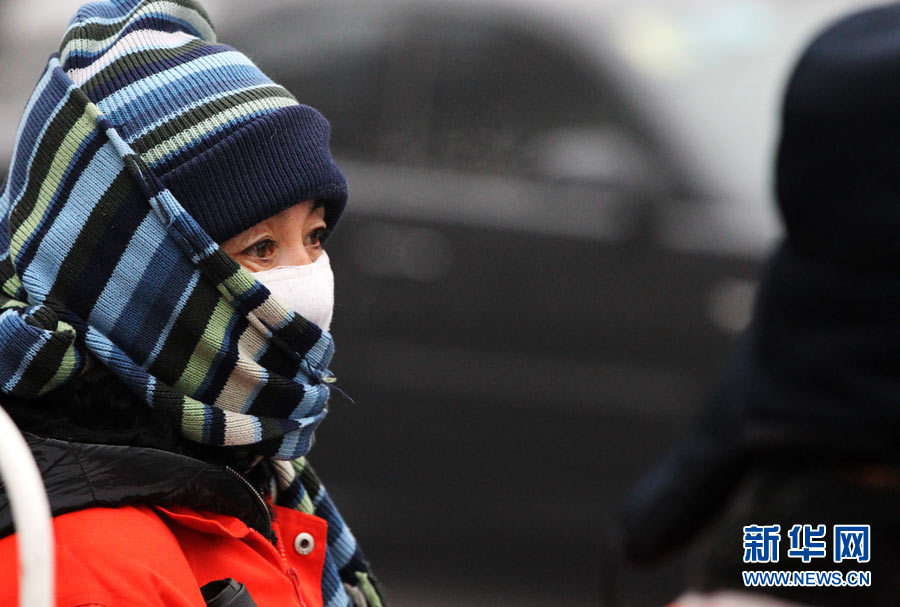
<box><xmin>58</xmin><ymin>0</ymin><xmax>348</xmax><ymax>244</ymax></box>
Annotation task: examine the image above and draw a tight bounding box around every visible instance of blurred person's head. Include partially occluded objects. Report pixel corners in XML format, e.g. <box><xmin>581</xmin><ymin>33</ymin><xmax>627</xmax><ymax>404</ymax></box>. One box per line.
<box><xmin>623</xmin><ymin>11</ymin><xmax>900</xmax><ymax>605</ymax></box>
<box><xmin>776</xmin><ymin>3</ymin><xmax>900</xmax><ymax>268</ymax></box>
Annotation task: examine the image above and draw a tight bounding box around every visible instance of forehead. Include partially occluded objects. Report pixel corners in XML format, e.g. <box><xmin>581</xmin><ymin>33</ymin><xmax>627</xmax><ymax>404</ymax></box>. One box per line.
<box><xmin>238</xmin><ymin>201</ymin><xmax>324</xmax><ymax>239</ymax></box>
<box><xmin>278</xmin><ymin>200</ymin><xmax>322</xmax><ymax>220</ymax></box>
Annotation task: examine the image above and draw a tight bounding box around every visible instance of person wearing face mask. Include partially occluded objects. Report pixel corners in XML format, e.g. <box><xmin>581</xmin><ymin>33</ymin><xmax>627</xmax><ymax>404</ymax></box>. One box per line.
<box><xmin>221</xmin><ymin>201</ymin><xmax>336</xmax><ymax>334</ymax></box>
<box><xmin>0</xmin><ymin>2</ymin><xmax>384</xmax><ymax>606</ymax></box>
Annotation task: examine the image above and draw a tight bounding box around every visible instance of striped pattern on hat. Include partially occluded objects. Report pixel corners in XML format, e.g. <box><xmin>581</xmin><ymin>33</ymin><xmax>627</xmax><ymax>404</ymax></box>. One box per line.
<box><xmin>60</xmin><ymin>0</ymin><xmax>348</xmax><ymax>244</ymax></box>
<box><xmin>0</xmin><ymin>1</ymin><xmax>379</xmax><ymax>605</ymax></box>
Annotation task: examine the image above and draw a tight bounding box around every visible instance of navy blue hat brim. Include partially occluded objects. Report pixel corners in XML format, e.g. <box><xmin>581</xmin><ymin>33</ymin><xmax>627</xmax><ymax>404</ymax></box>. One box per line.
<box><xmin>159</xmin><ymin>104</ymin><xmax>347</xmax><ymax>244</ymax></box>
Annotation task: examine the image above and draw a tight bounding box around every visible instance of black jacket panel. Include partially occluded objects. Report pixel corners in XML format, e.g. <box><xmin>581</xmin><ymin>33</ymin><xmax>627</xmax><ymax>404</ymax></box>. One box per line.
<box><xmin>0</xmin><ymin>433</ymin><xmax>273</xmax><ymax>542</ymax></box>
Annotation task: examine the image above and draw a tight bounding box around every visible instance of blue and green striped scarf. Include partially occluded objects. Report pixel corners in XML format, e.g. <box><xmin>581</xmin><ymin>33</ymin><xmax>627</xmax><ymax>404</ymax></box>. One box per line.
<box><xmin>0</xmin><ymin>2</ymin><xmax>381</xmax><ymax>605</ymax></box>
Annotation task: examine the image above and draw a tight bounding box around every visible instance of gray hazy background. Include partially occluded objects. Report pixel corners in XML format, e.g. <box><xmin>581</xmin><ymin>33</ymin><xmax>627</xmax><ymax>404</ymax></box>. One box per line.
<box><xmin>0</xmin><ymin>1</ymin><xmax>884</xmax><ymax>605</ymax></box>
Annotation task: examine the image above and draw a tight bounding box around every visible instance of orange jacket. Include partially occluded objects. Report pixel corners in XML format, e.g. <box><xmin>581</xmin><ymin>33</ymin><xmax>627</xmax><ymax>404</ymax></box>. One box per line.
<box><xmin>0</xmin><ymin>501</ymin><xmax>328</xmax><ymax>607</ymax></box>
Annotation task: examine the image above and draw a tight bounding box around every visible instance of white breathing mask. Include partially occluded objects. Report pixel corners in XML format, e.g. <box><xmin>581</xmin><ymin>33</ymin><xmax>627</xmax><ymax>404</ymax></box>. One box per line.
<box><xmin>252</xmin><ymin>250</ymin><xmax>335</xmax><ymax>332</ymax></box>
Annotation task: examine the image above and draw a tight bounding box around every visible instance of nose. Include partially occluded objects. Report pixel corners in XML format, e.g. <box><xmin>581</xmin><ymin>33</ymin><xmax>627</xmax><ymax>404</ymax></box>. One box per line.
<box><xmin>282</xmin><ymin>242</ymin><xmax>316</xmax><ymax>266</ymax></box>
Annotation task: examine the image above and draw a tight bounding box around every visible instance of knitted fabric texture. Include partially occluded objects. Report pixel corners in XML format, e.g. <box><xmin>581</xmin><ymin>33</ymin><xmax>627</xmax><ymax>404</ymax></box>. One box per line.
<box><xmin>62</xmin><ymin>0</ymin><xmax>348</xmax><ymax>244</ymax></box>
<box><xmin>0</xmin><ymin>1</ymin><xmax>379</xmax><ymax>605</ymax></box>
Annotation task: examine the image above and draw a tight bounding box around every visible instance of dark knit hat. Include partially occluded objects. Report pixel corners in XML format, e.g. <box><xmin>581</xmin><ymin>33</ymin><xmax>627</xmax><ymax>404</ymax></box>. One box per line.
<box><xmin>61</xmin><ymin>0</ymin><xmax>347</xmax><ymax>243</ymax></box>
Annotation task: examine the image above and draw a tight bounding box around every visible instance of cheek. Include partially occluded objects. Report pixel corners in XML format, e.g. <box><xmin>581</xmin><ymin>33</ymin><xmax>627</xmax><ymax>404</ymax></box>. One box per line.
<box><xmin>236</xmin><ymin>258</ymin><xmax>265</xmax><ymax>273</ymax></box>
<box><xmin>308</xmin><ymin>247</ymin><xmax>324</xmax><ymax>262</ymax></box>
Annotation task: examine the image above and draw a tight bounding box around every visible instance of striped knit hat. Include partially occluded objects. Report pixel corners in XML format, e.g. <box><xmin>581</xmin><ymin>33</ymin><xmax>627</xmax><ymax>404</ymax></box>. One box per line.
<box><xmin>0</xmin><ymin>2</ymin><xmax>382</xmax><ymax>605</ymax></box>
<box><xmin>62</xmin><ymin>0</ymin><xmax>348</xmax><ymax>244</ymax></box>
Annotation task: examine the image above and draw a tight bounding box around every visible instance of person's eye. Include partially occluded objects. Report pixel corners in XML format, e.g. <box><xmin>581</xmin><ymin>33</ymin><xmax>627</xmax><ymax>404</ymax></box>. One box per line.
<box><xmin>242</xmin><ymin>238</ymin><xmax>277</xmax><ymax>259</ymax></box>
<box><xmin>306</xmin><ymin>227</ymin><xmax>329</xmax><ymax>248</ymax></box>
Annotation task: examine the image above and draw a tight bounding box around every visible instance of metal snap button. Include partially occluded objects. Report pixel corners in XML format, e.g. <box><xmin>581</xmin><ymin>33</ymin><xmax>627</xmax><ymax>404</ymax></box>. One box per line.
<box><xmin>294</xmin><ymin>531</ymin><xmax>315</xmax><ymax>555</ymax></box>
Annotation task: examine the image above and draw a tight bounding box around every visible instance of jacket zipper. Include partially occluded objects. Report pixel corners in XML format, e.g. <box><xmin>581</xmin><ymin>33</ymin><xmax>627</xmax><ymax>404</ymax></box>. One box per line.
<box><xmin>225</xmin><ymin>467</ymin><xmax>309</xmax><ymax>607</ymax></box>
<box><xmin>273</xmin><ymin>517</ymin><xmax>308</xmax><ymax>607</ymax></box>
<box><xmin>224</xmin><ymin>465</ymin><xmax>273</xmax><ymax>537</ymax></box>
<box><xmin>244</xmin><ymin>521</ymin><xmax>308</xmax><ymax>607</ymax></box>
